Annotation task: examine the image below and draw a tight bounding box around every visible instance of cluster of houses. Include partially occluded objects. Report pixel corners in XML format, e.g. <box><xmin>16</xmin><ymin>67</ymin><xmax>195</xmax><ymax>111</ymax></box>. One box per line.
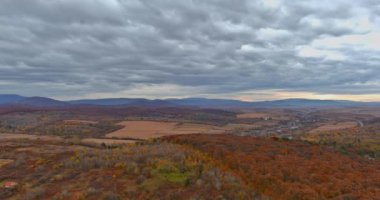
<box><xmin>237</xmin><ymin>113</ymin><xmax>326</xmax><ymax>137</ymax></box>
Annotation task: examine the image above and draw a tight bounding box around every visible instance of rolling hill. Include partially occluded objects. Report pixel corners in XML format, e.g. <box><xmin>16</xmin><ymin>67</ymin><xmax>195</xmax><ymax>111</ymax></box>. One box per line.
<box><xmin>1</xmin><ymin>95</ymin><xmax>380</xmax><ymax>108</ymax></box>
<box><xmin>0</xmin><ymin>94</ymin><xmax>25</xmax><ymax>105</ymax></box>
<box><xmin>14</xmin><ymin>97</ymin><xmax>69</xmax><ymax>107</ymax></box>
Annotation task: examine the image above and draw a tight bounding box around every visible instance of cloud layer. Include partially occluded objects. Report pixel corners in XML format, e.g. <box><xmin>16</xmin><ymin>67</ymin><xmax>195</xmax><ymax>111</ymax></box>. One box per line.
<box><xmin>0</xmin><ymin>0</ymin><xmax>380</xmax><ymax>100</ymax></box>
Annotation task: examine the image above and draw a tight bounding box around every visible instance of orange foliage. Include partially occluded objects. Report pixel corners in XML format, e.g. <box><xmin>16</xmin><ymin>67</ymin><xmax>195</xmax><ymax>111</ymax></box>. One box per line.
<box><xmin>166</xmin><ymin>134</ymin><xmax>380</xmax><ymax>200</ymax></box>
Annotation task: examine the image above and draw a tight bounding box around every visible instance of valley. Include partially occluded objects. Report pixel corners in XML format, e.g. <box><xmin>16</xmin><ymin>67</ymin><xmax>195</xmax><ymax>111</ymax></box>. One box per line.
<box><xmin>0</xmin><ymin>100</ymin><xmax>379</xmax><ymax>199</ymax></box>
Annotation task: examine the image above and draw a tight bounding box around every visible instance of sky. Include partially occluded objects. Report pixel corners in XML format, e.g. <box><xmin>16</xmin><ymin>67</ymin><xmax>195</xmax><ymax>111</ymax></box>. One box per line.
<box><xmin>1</xmin><ymin>0</ymin><xmax>380</xmax><ymax>101</ymax></box>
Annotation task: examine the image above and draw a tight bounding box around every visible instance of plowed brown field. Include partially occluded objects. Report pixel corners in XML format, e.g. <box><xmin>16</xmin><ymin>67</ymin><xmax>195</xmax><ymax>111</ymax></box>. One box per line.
<box><xmin>106</xmin><ymin>121</ymin><xmax>225</xmax><ymax>139</ymax></box>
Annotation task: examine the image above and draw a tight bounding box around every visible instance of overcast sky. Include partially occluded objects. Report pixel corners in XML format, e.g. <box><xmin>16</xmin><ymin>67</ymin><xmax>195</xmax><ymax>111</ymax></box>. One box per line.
<box><xmin>1</xmin><ymin>0</ymin><xmax>380</xmax><ymax>101</ymax></box>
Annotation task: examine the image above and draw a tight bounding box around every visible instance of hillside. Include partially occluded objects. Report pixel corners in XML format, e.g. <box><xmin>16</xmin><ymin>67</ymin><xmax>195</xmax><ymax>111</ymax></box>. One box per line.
<box><xmin>1</xmin><ymin>134</ymin><xmax>378</xmax><ymax>199</ymax></box>
<box><xmin>0</xmin><ymin>138</ymin><xmax>253</xmax><ymax>199</ymax></box>
<box><xmin>165</xmin><ymin>134</ymin><xmax>380</xmax><ymax>199</ymax></box>
<box><xmin>14</xmin><ymin>97</ymin><xmax>69</xmax><ymax>107</ymax></box>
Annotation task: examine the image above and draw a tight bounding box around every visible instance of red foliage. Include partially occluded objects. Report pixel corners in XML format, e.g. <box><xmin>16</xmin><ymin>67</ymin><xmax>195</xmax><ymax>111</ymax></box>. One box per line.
<box><xmin>165</xmin><ymin>134</ymin><xmax>380</xmax><ymax>199</ymax></box>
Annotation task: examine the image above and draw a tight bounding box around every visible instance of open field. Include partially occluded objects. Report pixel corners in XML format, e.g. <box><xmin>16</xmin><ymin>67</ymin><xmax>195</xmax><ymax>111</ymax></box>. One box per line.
<box><xmin>14</xmin><ymin>144</ymin><xmax>90</xmax><ymax>154</ymax></box>
<box><xmin>106</xmin><ymin>120</ymin><xmax>268</xmax><ymax>140</ymax></box>
<box><xmin>0</xmin><ymin>133</ymin><xmax>136</xmax><ymax>147</ymax></box>
<box><xmin>62</xmin><ymin>120</ymin><xmax>98</xmax><ymax>125</ymax></box>
<box><xmin>237</xmin><ymin>111</ymin><xmax>290</xmax><ymax>120</ymax></box>
<box><xmin>0</xmin><ymin>133</ymin><xmax>62</xmax><ymax>141</ymax></box>
<box><xmin>106</xmin><ymin>121</ymin><xmax>225</xmax><ymax>139</ymax></box>
<box><xmin>237</xmin><ymin>112</ymin><xmax>272</xmax><ymax>119</ymax></box>
<box><xmin>81</xmin><ymin>138</ymin><xmax>136</xmax><ymax>146</ymax></box>
<box><xmin>309</xmin><ymin>121</ymin><xmax>358</xmax><ymax>133</ymax></box>
<box><xmin>329</xmin><ymin>107</ymin><xmax>380</xmax><ymax>117</ymax></box>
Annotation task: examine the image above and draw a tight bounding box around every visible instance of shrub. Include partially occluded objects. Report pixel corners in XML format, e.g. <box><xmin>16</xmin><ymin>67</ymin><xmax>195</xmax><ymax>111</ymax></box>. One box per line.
<box><xmin>23</xmin><ymin>187</ymin><xmax>46</xmax><ymax>200</ymax></box>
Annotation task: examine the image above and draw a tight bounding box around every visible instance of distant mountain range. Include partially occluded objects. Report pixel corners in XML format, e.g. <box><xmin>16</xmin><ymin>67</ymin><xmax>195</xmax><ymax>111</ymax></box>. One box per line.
<box><xmin>0</xmin><ymin>94</ymin><xmax>25</xmax><ymax>104</ymax></box>
<box><xmin>1</xmin><ymin>94</ymin><xmax>380</xmax><ymax>108</ymax></box>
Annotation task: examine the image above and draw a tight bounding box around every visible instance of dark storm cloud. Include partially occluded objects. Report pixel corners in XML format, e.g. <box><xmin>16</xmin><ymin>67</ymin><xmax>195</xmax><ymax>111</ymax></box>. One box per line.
<box><xmin>0</xmin><ymin>0</ymin><xmax>379</xmax><ymax>99</ymax></box>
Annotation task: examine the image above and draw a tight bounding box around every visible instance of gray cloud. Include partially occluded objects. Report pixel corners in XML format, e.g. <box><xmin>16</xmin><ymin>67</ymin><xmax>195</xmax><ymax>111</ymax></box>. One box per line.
<box><xmin>0</xmin><ymin>0</ymin><xmax>380</xmax><ymax>100</ymax></box>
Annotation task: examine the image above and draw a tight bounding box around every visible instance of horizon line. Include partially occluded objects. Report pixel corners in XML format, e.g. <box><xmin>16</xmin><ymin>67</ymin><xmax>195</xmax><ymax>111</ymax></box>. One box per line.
<box><xmin>2</xmin><ymin>94</ymin><xmax>380</xmax><ymax>103</ymax></box>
